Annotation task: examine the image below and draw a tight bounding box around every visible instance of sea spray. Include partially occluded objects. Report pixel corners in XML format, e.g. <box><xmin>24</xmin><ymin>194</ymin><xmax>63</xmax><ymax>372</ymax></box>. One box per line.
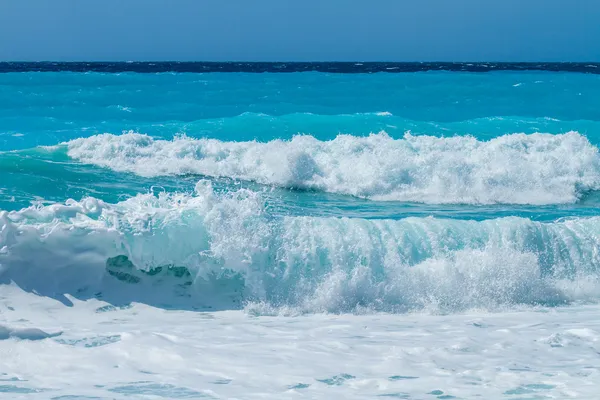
<box><xmin>2</xmin><ymin>182</ymin><xmax>600</xmax><ymax>313</ymax></box>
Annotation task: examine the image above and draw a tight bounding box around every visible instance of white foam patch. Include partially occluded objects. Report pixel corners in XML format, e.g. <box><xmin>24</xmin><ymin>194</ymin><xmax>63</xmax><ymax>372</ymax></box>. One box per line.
<box><xmin>65</xmin><ymin>131</ymin><xmax>600</xmax><ymax>205</ymax></box>
<box><xmin>2</xmin><ymin>183</ymin><xmax>600</xmax><ymax>313</ymax></box>
<box><xmin>0</xmin><ymin>325</ymin><xmax>61</xmax><ymax>341</ymax></box>
<box><xmin>1</xmin><ymin>289</ymin><xmax>600</xmax><ymax>399</ymax></box>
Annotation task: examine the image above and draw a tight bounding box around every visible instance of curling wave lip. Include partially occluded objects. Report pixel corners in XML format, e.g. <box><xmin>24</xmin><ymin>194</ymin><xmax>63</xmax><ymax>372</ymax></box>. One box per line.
<box><xmin>2</xmin><ymin>181</ymin><xmax>600</xmax><ymax>314</ymax></box>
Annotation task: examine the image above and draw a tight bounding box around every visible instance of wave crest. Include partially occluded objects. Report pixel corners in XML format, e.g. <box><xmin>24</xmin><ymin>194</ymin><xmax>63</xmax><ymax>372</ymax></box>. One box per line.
<box><xmin>65</xmin><ymin>131</ymin><xmax>600</xmax><ymax>205</ymax></box>
<box><xmin>2</xmin><ymin>183</ymin><xmax>600</xmax><ymax>314</ymax></box>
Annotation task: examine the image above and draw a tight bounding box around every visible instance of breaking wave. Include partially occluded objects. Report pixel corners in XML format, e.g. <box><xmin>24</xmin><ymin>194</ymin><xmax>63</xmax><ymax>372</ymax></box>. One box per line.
<box><xmin>64</xmin><ymin>131</ymin><xmax>600</xmax><ymax>205</ymax></box>
<box><xmin>2</xmin><ymin>182</ymin><xmax>600</xmax><ymax>314</ymax></box>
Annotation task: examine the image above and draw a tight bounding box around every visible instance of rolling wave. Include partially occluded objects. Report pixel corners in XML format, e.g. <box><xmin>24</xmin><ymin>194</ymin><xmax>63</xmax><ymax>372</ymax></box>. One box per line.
<box><xmin>63</xmin><ymin>130</ymin><xmax>600</xmax><ymax>205</ymax></box>
<box><xmin>1</xmin><ymin>182</ymin><xmax>600</xmax><ymax>314</ymax></box>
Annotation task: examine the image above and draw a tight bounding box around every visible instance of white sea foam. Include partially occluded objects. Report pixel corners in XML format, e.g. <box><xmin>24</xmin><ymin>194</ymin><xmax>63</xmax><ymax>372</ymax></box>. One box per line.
<box><xmin>2</xmin><ymin>182</ymin><xmax>600</xmax><ymax>314</ymax></box>
<box><xmin>0</xmin><ymin>324</ymin><xmax>61</xmax><ymax>341</ymax></box>
<box><xmin>65</xmin><ymin>131</ymin><xmax>600</xmax><ymax>204</ymax></box>
<box><xmin>2</xmin><ymin>288</ymin><xmax>599</xmax><ymax>399</ymax></box>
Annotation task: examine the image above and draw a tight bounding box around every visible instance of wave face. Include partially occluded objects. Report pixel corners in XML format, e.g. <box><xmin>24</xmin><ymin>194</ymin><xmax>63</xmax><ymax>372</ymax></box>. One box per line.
<box><xmin>2</xmin><ymin>182</ymin><xmax>600</xmax><ymax>314</ymax></box>
<box><xmin>65</xmin><ymin>131</ymin><xmax>600</xmax><ymax>205</ymax></box>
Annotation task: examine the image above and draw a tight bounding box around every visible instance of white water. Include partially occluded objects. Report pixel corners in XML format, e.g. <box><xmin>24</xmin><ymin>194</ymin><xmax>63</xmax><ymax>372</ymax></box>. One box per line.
<box><xmin>1</xmin><ymin>286</ymin><xmax>600</xmax><ymax>399</ymax></box>
<box><xmin>4</xmin><ymin>178</ymin><xmax>600</xmax><ymax>399</ymax></box>
<box><xmin>65</xmin><ymin>131</ymin><xmax>600</xmax><ymax>205</ymax></box>
<box><xmin>2</xmin><ymin>182</ymin><xmax>600</xmax><ymax>314</ymax></box>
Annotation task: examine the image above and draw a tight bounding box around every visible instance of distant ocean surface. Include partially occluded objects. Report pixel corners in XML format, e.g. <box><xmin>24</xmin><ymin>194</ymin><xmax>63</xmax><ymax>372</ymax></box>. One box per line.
<box><xmin>2</xmin><ymin>62</ymin><xmax>600</xmax><ymax>399</ymax></box>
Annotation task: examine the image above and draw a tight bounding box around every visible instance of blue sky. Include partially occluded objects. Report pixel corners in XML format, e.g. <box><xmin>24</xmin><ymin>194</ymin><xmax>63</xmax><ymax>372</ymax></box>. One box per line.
<box><xmin>1</xmin><ymin>0</ymin><xmax>599</xmax><ymax>61</ymax></box>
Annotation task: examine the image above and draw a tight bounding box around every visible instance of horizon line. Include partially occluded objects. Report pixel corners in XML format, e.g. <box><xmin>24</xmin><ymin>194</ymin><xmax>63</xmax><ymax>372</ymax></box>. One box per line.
<box><xmin>2</xmin><ymin>60</ymin><xmax>600</xmax><ymax>64</ymax></box>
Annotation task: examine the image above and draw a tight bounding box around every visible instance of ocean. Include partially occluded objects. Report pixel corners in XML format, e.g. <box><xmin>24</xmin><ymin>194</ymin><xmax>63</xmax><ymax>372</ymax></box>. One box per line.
<box><xmin>1</xmin><ymin>62</ymin><xmax>600</xmax><ymax>399</ymax></box>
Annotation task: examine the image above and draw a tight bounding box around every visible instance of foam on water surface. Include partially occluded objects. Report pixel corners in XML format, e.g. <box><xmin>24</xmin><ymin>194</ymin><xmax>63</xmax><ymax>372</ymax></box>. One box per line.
<box><xmin>64</xmin><ymin>131</ymin><xmax>600</xmax><ymax>205</ymax></box>
<box><xmin>1</xmin><ymin>288</ymin><xmax>600</xmax><ymax>399</ymax></box>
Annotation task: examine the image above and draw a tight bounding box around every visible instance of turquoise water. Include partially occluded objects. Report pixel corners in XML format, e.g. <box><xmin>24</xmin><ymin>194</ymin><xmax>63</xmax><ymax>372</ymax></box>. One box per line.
<box><xmin>2</xmin><ymin>68</ymin><xmax>600</xmax><ymax>312</ymax></box>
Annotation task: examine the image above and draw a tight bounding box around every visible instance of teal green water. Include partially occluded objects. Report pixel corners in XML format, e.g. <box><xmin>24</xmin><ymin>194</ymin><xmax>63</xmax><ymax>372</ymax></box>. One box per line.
<box><xmin>2</xmin><ymin>69</ymin><xmax>600</xmax><ymax>312</ymax></box>
<box><xmin>2</xmin><ymin>71</ymin><xmax>600</xmax><ymax>217</ymax></box>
